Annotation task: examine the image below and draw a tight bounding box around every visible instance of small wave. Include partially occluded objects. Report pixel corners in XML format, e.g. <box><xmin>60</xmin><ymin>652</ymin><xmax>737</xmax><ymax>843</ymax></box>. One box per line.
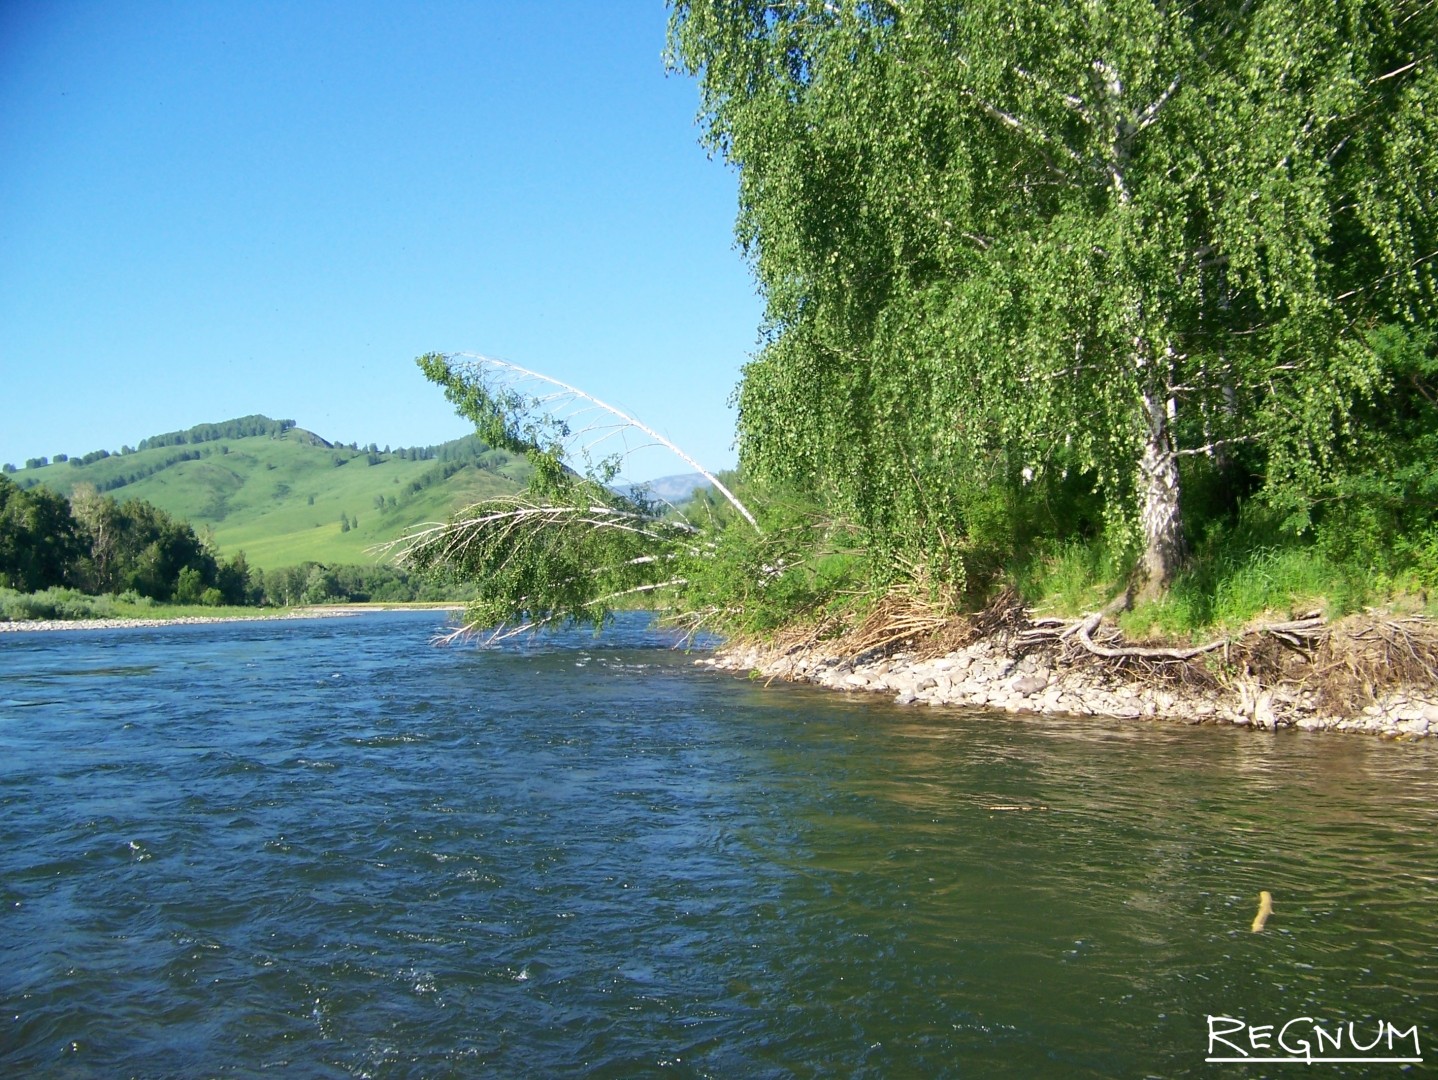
<box><xmin>50</xmin><ymin>665</ymin><xmax>158</xmax><ymax>679</ymax></box>
<box><xmin>342</xmin><ymin>733</ymin><xmax>431</xmax><ymax>748</ymax></box>
<box><xmin>400</xmin><ymin>967</ymin><xmax>438</xmax><ymax>994</ymax></box>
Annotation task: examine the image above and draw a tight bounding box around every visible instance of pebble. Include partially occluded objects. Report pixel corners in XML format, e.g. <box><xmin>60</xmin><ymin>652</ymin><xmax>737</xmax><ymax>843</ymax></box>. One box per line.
<box><xmin>700</xmin><ymin>634</ymin><xmax>1437</xmax><ymax>740</ymax></box>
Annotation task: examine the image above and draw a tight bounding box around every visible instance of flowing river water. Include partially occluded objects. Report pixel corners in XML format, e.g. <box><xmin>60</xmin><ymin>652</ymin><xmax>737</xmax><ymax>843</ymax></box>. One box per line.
<box><xmin>1</xmin><ymin>610</ymin><xmax>1434</xmax><ymax>1077</ymax></box>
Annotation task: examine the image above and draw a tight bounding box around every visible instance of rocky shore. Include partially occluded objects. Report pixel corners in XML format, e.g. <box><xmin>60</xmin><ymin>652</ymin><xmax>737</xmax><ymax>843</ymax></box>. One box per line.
<box><xmin>699</xmin><ymin>633</ymin><xmax>1438</xmax><ymax>739</ymax></box>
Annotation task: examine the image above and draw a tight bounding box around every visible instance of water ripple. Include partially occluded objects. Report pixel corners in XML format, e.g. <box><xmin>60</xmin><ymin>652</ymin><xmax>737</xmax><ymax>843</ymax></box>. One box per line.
<box><xmin>1</xmin><ymin>611</ymin><xmax>1434</xmax><ymax>1076</ymax></box>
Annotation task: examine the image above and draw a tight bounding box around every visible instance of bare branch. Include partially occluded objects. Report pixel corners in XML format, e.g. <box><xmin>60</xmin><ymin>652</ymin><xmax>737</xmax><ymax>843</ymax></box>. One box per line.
<box><xmin>1175</xmin><ymin>435</ymin><xmax>1258</xmax><ymax>457</ymax></box>
<box><xmin>1370</xmin><ymin>59</ymin><xmax>1419</xmax><ymax>84</ymax></box>
<box><xmin>447</xmin><ymin>353</ymin><xmax>761</xmax><ymax>532</ymax></box>
<box><xmin>1133</xmin><ymin>72</ymin><xmax>1183</xmax><ymax>134</ymax></box>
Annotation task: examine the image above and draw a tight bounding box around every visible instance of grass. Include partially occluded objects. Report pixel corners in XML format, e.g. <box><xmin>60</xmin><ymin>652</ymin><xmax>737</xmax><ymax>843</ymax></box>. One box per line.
<box><xmin>1011</xmin><ymin>534</ymin><xmax>1426</xmax><ymax>643</ymax></box>
<box><xmin>0</xmin><ymin>588</ymin><xmax>275</xmax><ymax>622</ymax></box>
<box><xmin>15</xmin><ymin>427</ymin><xmax>530</xmax><ymax>569</ymax></box>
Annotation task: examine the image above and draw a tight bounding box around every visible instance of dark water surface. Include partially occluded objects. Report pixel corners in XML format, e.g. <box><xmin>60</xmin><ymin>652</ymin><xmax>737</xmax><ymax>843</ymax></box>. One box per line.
<box><xmin>1</xmin><ymin>610</ymin><xmax>1435</xmax><ymax>1077</ymax></box>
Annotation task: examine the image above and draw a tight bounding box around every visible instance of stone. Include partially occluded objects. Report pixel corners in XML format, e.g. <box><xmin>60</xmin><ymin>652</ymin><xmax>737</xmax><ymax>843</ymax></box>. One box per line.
<box><xmin>1011</xmin><ymin>673</ymin><xmax>1048</xmax><ymax>697</ymax></box>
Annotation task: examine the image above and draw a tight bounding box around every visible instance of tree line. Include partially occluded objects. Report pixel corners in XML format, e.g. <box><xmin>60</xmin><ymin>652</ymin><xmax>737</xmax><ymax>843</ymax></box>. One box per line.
<box><xmin>4</xmin><ymin>417</ymin><xmax>516</xmax><ymax>479</ymax></box>
<box><xmin>0</xmin><ymin>476</ymin><xmax>251</xmax><ymax>604</ymax></box>
<box><xmin>0</xmin><ymin>474</ymin><xmax>460</xmax><ymax>612</ymax></box>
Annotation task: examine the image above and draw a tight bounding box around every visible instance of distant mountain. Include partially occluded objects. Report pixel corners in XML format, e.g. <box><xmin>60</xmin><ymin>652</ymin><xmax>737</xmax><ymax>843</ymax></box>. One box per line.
<box><xmin>9</xmin><ymin>416</ymin><xmax>530</xmax><ymax>569</ymax></box>
<box><xmin>622</xmin><ymin>473</ymin><xmax>715</xmax><ymax>505</ymax></box>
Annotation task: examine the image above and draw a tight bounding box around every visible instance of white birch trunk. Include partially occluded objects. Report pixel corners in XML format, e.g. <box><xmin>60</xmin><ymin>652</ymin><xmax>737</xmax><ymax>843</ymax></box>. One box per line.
<box><xmin>1136</xmin><ymin>384</ymin><xmax>1183</xmax><ymax>601</ymax></box>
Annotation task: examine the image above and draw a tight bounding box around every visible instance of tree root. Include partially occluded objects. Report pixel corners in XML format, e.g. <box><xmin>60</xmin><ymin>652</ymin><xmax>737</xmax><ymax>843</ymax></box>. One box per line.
<box><xmin>1017</xmin><ymin>610</ymin><xmax>1328</xmax><ymax>663</ymax></box>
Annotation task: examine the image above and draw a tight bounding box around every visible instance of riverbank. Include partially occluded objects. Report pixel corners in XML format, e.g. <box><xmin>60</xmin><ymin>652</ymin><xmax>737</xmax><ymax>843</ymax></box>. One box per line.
<box><xmin>0</xmin><ymin>609</ymin><xmax>363</xmax><ymax>633</ymax></box>
<box><xmin>699</xmin><ymin>606</ymin><xmax>1438</xmax><ymax>739</ymax></box>
<box><xmin>0</xmin><ymin>602</ymin><xmax>467</xmax><ymax>634</ymax></box>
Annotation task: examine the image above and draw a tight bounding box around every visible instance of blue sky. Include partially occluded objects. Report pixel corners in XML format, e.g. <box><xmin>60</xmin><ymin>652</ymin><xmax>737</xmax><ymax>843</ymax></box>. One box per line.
<box><xmin>0</xmin><ymin>1</ymin><xmax>763</xmax><ymax>482</ymax></box>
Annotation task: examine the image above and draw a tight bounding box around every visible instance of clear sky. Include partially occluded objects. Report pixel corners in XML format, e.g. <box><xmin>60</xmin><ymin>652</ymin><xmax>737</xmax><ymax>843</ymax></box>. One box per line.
<box><xmin>0</xmin><ymin>1</ymin><xmax>763</xmax><ymax>483</ymax></box>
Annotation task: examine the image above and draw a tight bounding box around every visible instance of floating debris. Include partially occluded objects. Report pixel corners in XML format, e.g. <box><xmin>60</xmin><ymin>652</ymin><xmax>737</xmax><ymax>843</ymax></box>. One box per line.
<box><xmin>1251</xmin><ymin>890</ymin><xmax>1274</xmax><ymax>932</ymax></box>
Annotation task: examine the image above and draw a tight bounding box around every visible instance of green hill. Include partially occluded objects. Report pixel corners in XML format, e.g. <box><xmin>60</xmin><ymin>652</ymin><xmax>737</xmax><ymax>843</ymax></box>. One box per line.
<box><xmin>9</xmin><ymin>416</ymin><xmax>528</xmax><ymax>569</ymax></box>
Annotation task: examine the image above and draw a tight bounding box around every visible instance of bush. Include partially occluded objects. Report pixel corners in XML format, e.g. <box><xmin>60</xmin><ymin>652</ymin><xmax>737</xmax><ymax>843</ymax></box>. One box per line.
<box><xmin>0</xmin><ymin>587</ymin><xmax>116</xmax><ymax>622</ymax></box>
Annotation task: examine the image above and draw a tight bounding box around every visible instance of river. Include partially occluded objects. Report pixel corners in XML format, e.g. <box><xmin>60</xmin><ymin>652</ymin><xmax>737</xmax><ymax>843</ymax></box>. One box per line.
<box><xmin>1</xmin><ymin>610</ymin><xmax>1434</xmax><ymax>1077</ymax></box>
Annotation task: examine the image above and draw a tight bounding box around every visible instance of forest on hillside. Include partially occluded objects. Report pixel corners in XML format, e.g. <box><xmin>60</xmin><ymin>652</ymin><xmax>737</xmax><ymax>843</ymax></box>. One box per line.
<box><xmin>0</xmin><ymin>415</ymin><xmax>512</xmax><ymax>618</ymax></box>
<box><xmin>405</xmin><ymin>1</ymin><xmax>1437</xmax><ymax>641</ymax></box>
<box><xmin>0</xmin><ymin>473</ymin><xmax>468</xmax><ymax>620</ymax></box>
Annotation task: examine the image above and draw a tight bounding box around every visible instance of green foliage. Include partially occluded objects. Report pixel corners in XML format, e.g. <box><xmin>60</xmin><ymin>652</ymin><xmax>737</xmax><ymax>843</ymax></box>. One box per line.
<box><xmin>0</xmin><ymin>475</ymin><xmax>235</xmax><ymax>605</ymax></box>
<box><xmin>248</xmin><ymin>561</ymin><xmax>469</xmax><ymax>606</ymax></box>
<box><xmin>0</xmin><ymin>586</ymin><xmax>116</xmax><ymax>622</ymax></box>
<box><xmin>676</xmin><ymin>487</ymin><xmax>869</xmax><ymax>634</ymax></box>
<box><xmin>416</xmin><ymin>353</ymin><xmax>571</xmax><ymax>495</ymax></box>
<box><xmin>411</xmin><ymin>358</ymin><xmax>819</xmax><ymax>636</ymax></box>
<box><xmin>173</xmin><ymin>566</ymin><xmax>207</xmax><ymax>605</ymax></box>
<box><xmin>1298</xmin><ymin>325</ymin><xmax>1438</xmax><ymax>565</ymax></box>
<box><xmin>135</xmin><ymin>415</ymin><xmax>297</xmax><ymax>451</ymax></box>
<box><xmin>670</xmin><ymin>0</ymin><xmax>1438</xmax><ymax>594</ymax></box>
<box><xmin>215</xmin><ymin>551</ymin><xmax>260</xmax><ymax>606</ymax></box>
<box><xmin>0</xmin><ymin>475</ymin><xmax>84</xmax><ymax>592</ymax></box>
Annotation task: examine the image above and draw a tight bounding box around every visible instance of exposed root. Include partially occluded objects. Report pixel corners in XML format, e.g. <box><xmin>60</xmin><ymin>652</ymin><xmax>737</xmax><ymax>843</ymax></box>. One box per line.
<box><xmin>916</xmin><ymin>593</ymin><xmax>1438</xmax><ymax>715</ymax></box>
<box><xmin>1018</xmin><ymin>609</ymin><xmax>1327</xmax><ymax>660</ymax></box>
<box><xmin>968</xmin><ymin>585</ymin><xmax>1029</xmax><ymax>643</ymax></box>
<box><xmin>1301</xmin><ymin>615</ymin><xmax>1438</xmax><ymax>712</ymax></box>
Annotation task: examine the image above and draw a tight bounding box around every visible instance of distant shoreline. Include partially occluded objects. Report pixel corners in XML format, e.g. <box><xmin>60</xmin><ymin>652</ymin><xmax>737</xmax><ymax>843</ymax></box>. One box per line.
<box><xmin>0</xmin><ymin>604</ymin><xmax>462</xmax><ymax>634</ymax></box>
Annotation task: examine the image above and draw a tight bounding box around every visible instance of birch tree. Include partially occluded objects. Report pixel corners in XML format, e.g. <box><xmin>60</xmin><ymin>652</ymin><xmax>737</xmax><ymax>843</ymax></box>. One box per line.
<box><xmin>669</xmin><ymin>0</ymin><xmax>1436</xmax><ymax>600</ymax></box>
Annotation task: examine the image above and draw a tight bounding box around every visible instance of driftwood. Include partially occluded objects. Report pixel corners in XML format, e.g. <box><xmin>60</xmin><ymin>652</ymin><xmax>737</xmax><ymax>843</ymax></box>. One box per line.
<box><xmin>1016</xmin><ymin>609</ymin><xmax>1328</xmax><ymax>662</ymax></box>
<box><xmin>1251</xmin><ymin>890</ymin><xmax>1274</xmax><ymax>933</ymax></box>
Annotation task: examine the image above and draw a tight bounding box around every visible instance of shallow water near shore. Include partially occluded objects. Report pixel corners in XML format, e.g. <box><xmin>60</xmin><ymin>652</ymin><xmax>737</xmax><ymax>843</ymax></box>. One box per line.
<box><xmin>2</xmin><ymin>610</ymin><xmax>1435</xmax><ymax>1076</ymax></box>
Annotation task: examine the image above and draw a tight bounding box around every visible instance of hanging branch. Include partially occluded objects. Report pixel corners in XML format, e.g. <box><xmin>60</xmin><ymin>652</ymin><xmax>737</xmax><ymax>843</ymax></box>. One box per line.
<box><xmin>443</xmin><ymin>352</ymin><xmax>761</xmax><ymax>533</ymax></box>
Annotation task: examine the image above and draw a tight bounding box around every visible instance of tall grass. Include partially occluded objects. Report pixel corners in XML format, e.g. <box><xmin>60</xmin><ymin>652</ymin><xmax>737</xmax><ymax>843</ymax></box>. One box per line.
<box><xmin>1008</xmin><ymin>532</ymin><xmax>1394</xmax><ymax>642</ymax></box>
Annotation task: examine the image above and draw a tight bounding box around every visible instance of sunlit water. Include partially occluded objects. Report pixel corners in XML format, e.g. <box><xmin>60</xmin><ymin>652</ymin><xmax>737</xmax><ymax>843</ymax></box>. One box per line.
<box><xmin>1</xmin><ymin>610</ymin><xmax>1435</xmax><ymax>1077</ymax></box>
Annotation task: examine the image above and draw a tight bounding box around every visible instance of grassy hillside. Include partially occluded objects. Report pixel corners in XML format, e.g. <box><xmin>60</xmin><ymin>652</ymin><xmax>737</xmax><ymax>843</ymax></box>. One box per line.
<box><xmin>12</xmin><ymin>420</ymin><xmax>528</xmax><ymax>569</ymax></box>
